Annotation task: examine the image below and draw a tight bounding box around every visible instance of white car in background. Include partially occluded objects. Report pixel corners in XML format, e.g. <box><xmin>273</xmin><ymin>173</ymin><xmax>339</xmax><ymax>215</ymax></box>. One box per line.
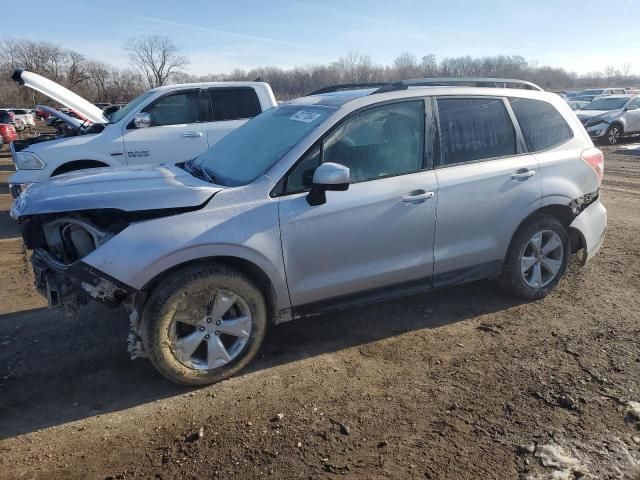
<box><xmin>8</xmin><ymin>109</ymin><xmax>35</xmax><ymax>127</ymax></box>
<box><xmin>8</xmin><ymin>69</ymin><xmax>278</xmax><ymax>197</ymax></box>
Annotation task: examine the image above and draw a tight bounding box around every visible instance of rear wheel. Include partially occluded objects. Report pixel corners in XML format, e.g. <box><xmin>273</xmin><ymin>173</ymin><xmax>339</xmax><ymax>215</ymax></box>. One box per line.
<box><xmin>141</xmin><ymin>264</ymin><xmax>267</xmax><ymax>385</ymax></box>
<box><xmin>498</xmin><ymin>215</ymin><xmax>569</xmax><ymax>300</ymax></box>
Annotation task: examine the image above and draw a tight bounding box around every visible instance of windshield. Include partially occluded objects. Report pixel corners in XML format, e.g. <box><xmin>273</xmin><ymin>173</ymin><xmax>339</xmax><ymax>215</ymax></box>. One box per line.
<box><xmin>108</xmin><ymin>90</ymin><xmax>155</xmax><ymax>123</ymax></box>
<box><xmin>196</xmin><ymin>105</ymin><xmax>333</xmax><ymax>186</ymax></box>
<box><xmin>583</xmin><ymin>97</ymin><xmax>629</xmax><ymax>111</ymax></box>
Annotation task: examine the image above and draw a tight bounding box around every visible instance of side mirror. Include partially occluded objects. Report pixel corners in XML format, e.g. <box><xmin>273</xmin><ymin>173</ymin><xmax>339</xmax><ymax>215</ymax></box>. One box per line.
<box><xmin>133</xmin><ymin>112</ymin><xmax>151</xmax><ymax>128</ymax></box>
<box><xmin>626</xmin><ymin>104</ymin><xmax>639</xmax><ymax>111</ymax></box>
<box><xmin>306</xmin><ymin>162</ymin><xmax>350</xmax><ymax>206</ymax></box>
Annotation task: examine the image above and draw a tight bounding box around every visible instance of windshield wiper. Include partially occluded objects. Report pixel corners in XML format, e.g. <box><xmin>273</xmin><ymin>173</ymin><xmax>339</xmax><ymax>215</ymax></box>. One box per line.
<box><xmin>186</xmin><ymin>159</ymin><xmax>217</xmax><ymax>184</ymax></box>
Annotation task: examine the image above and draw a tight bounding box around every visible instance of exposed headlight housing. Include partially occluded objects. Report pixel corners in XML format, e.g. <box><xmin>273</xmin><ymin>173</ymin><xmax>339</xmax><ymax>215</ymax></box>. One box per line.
<box><xmin>15</xmin><ymin>151</ymin><xmax>46</xmax><ymax>170</ymax></box>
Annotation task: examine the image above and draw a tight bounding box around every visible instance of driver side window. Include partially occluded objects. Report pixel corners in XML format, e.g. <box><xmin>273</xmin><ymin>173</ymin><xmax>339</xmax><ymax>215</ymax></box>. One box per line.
<box><xmin>143</xmin><ymin>91</ymin><xmax>202</xmax><ymax>127</ymax></box>
<box><xmin>284</xmin><ymin>100</ymin><xmax>425</xmax><ymax>193</ymax></box>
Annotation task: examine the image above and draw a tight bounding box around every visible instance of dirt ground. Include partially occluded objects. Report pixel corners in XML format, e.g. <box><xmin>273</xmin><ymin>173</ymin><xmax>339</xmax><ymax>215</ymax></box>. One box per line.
<box><xmin>0</xmin><ymin>131</ymin><xmax>639</xmax><ymax>480</ymax></box>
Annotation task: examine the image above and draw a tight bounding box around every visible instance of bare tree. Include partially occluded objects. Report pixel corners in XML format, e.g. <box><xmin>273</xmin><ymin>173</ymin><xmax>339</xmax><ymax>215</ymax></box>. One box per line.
<box><xmin>125</xmin><ymin>35</ymin><xmax>189</xmax><ymax>88</ymax></box>
<box><xmin>621</xmin><ymin>62</ymin><xmax>632</xmax><ymax>79</ymax></box>
<box><xmin>603</xmin><ymin>65</ymin><xmax>617</xmax><ymax>85</ymax></box>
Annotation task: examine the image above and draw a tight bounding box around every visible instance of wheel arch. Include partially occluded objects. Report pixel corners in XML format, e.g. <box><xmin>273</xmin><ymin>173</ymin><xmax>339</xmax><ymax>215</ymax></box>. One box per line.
<box><xmin>139</xmin><ymin>255</ymin><xmax>285</xmax><ymax>325</ymax></box>
<box><xmin>50</xmin><ymin>159</ymin><xmax>111</xmax><ymax>177</ymax></box>
<box><xmin>506</xmin><ymin>203</ymin><xmax>584</xmax><ymax>264</ymax></box>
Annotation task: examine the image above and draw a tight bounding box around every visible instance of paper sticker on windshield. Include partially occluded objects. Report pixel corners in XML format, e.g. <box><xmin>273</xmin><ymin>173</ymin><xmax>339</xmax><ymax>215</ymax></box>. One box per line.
<box><xmin>289</xmin><ymin>111</ymin><xmax>322</xmax><ymax>123</ymax></box>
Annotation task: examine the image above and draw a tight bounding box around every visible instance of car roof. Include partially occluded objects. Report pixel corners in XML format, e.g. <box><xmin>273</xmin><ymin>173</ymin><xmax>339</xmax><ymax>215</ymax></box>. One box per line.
<box><xmin>149</xmin><ymin>81</ymin><xmax>270</xmax><ymax>93</ymax></box>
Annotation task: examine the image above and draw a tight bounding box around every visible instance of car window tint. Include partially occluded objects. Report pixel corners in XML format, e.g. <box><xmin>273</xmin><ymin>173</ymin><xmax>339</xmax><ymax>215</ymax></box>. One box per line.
<box><xmin>510</xmin><ymin>98</ymin><xmax>573</xmax><ymax>152</ymax></box>
<box><xmin>285</xmin><ymin>145</ymin><xmax>321</xmax><ymax>193</ymax></box>
<box><xmin>143</xmin><ymin>91</ymin><xmax>201</xmax><ymax>126</ymax></box>
<box><xmin>630</xmin><ymin>98</ymin><xmax>640</xmax><ymax>108</ymax></box>
<box><xmin>437</xmin><ymin>97</ymin><xmax>516</xmax><ymax>165</ymax></box>
<box><xmin>210</xmin><ymin>88</ymin><xmax>261</xmax><ymax>121</ymax></box>
<box><xmin>322</xmin><ymin>100</ymin><xmax>425</xmax><ymax>183</ymax></box>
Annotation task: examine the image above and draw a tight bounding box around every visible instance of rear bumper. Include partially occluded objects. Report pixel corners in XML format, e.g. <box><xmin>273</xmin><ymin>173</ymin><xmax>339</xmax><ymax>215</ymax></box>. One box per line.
<box><xmin>569</xmin><ymin>198</ymin><xmax>607</xmax><ymax>262</ymax></box>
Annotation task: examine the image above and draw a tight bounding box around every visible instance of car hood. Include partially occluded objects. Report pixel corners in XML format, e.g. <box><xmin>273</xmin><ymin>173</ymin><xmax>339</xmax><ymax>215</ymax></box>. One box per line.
<box><xmin>11</xmin><ymin>164</ymin><xmax>222</xmax><ymax>218</ymax></box>
<box><xmin>12</xmin><ymin>68</ymin><xmax>108</xmax><ymax>124</ymax></box>
<box><xmin>576</xmin><ymin>109</ymin><xmax>616</xmax><ymax>119</ymax></box>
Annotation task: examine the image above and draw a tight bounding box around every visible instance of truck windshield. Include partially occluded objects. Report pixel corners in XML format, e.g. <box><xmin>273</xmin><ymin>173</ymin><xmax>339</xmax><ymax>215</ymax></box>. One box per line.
<box><xmin>108</xmin><ymin>90</ymin><xmax>155</xmax><ymax>123</ymax></box>
<box><xmin>195</xmin><ymin>105</ymin><xmax>334</xmax><ymax>186</ymax></box>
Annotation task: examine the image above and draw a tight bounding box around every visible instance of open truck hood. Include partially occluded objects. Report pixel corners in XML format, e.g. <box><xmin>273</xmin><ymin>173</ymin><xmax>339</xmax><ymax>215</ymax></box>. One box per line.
<box><xmin>11</xmin><ymin>164</ymin><xmax>222</xmax><ymax>218</ymax></box>
<box><xmin>12</xmin><ymin>68</ymin><xmax>109</xmax><ymax>124</ymax></box>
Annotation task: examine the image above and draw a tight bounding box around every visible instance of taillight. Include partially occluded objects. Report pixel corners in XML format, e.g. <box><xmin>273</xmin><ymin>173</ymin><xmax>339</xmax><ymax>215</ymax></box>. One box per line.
<box><xmin>581</xmin><ymin>147</ymin><xmax>604</xmax><ymax>185</ymax></box>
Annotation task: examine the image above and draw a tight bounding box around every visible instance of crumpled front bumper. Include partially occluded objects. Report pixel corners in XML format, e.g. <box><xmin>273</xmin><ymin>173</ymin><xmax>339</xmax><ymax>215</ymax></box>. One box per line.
<box><xmin>585</xmin><ymin>122</ymin><xmax>609</xmax><ymax>139</ymax></box>
<box><xmin>32</xmin><ymin>248</ymin><xmax>134</xmax><ymax>310</ymax></box>
<box><xmin>569</xmin><ymin>198</ymin><xmax>607</xmax><ymax>263</ymax></box>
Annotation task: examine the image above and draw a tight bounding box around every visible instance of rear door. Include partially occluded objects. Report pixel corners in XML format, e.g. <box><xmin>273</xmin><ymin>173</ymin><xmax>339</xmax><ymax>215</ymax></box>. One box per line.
<box><xmin>123</xmin><ymin>89</ymin><xmax>208</xmax><ymax>165</ymax></box>
<box><xmin>204</xmin><ymin>88</ymin><xmax>262</xmax><ymax>147</ymax></box>
<box><xmin>278</xmin><ymin>99</ymin><xmax>438</xmax><ymax>308</ymax></box>
<box><xmin>432</xmin><ymin>96</ymin><xmax>542</xmax><ymax>287</ymax></box>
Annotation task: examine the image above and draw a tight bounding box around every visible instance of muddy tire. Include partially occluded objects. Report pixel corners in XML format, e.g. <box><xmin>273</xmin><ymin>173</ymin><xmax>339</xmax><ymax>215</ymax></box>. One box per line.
<box><xmin>498</xmin><ymin>215</ymin><xmax>570</xmax><ymax>300</ymax></box>
<box><xmin>141</xmin><ymin>263</ymin><xmax>267</xmax><ymax>386</ymax></box>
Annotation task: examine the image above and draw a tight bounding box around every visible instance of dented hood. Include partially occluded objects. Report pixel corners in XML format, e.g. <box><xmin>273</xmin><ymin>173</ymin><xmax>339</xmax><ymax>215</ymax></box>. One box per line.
<box><xmin>12</xmin><ymin>68</ymin><xmax>109</xmax><ymax>124</ymax></box>
<box><xmin>11</xmin><ymin>164</ymin><xmax>222</xmax><ymax>218</ymax></box>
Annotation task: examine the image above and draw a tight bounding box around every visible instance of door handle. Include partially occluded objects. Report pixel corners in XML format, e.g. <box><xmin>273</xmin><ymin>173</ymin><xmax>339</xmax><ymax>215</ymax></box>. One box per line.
<box><xmin>511</xmin><ymin>170</ymin><xmax>535</xmax><ymax>180</ymax></box>
<box><xmin>403</xmin><ymin>191</ymin><xmax>435</xmax><ymax>202</ymax></box>
<box><xmin>183</xmin><ymin>132</ymin><xmax>203</xmax><ymax>138</ymax></box>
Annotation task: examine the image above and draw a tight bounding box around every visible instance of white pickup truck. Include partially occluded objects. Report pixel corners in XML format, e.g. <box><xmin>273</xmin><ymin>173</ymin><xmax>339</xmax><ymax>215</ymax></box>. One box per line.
<box><xmin>9</xmin><ymin>69</ymin><xmax>277</xmax><ymax>197</ymax></box>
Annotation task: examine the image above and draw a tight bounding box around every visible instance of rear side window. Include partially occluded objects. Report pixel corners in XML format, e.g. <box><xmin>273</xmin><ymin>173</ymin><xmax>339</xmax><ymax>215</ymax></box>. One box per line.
<box><xmin>210</xmin><ymin>88</ymin><xmax>261</xmax><ymax>121</ymax></box>
<box><xmin>510</xmin><ymin>98</ymin><xmax>573</xmax><ymax>152</ymax></box>
<box><xmin>437</xmin><ymin>97</ymin><xmax>516</xmax><ymax>165</ymax></box>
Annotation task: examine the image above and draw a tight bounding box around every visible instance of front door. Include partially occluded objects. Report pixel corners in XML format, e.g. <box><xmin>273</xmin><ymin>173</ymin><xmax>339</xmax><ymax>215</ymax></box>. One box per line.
<box><xmin>123</xmin><ymin>89</ymin><xmax>208</xmax><ymax>165</ymax></box>
<box><xmin>278</xmin><ymin>99</ymin><xmax>438</xmax><ymax>308</ymax></box>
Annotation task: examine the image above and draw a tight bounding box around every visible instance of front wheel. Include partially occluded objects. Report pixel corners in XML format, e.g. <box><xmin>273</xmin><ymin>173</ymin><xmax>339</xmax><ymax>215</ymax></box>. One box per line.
<box><xmin>498</xmin><ymin>215</ymin><xmax>570</xmax><ymax>300</ymax></box>
<box><xmin>604</xmin><ymin>124</ymin><xmax>622</xmax><ymax>145</ymax></box>
<box><xmin>141</xmin><ymin>264</ymin><xmax>267</xmax><ymax>385</ymax></box>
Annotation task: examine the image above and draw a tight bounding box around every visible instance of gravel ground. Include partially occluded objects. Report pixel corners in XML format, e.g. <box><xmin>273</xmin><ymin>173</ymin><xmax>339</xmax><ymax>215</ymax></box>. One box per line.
<box><xmin>0</xmin><ymin>132</ymin><xmax>639</xmax><ymax>480</ymax></box>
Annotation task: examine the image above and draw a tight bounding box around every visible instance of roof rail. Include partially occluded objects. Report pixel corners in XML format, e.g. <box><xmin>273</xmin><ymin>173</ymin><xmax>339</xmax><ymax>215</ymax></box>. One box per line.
<box><xmin>372</xmin><ymin>77</ymin><xmax>544</xmax><ymax>94</ymax></box>
<box><xmin>307</xmin><ymin>83</ymin><xmax>389</xmax><ymax>95</ymax></box>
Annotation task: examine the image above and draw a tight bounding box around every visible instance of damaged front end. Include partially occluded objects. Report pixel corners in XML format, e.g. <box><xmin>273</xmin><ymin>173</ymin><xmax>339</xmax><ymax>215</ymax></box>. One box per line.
<box><xmin>20</xmin><ymin>210</ymin><xmax>134</xmax><ymax>319</ymax></box>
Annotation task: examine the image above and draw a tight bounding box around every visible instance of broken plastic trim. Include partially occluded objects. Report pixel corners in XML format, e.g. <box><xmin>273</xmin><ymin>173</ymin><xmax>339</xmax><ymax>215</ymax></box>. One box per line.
<box><xmin>569</xmin><ymin>190</ymin><xmax>599</xmax><ymax>216</ymax></box>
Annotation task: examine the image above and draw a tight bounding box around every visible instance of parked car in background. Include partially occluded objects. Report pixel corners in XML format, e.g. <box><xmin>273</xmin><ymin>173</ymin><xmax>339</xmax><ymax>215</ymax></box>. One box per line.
<box><xmin>34</xmin><ymin>106</ymin><xmax>50</xmax><ymax>120</ymax></box>
<box><xmin>7</xmin><ymin>109</ymin><xmax>36</xmax><ymax>127</ymax></box>
<box><xmin>10</xmin><ymin>78</ymin><xmax>606</xmax><ymax>385</ymax></box>
<box><xmin>0</xmin><ymin>114</ymin><xmax>18</xmax><ymax>144</ymax></box>
<box><xmin>577</xmin><ymin>94</ymin><xmax>640</xmax><ymax>145</ymax></box>
<box><xmin>8</xmin><ymin>68</ymin><xmax>278</xmax><ymax>197</ymax></box>
<box><xmin>102</xmin><ymin>103</ymin><xmax>126</xmax><ymax>118</ymax></box>
<box><xmin>577</xmin><ymin>88</ymin><xmax>626</xmax><ymax>97</ymax></box>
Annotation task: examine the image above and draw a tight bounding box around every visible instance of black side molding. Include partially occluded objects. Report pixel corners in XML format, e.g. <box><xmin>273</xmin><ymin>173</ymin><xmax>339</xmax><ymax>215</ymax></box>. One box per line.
<box><xmin>11</xmin><ymin>68</ymin><xmax>25</xmax><ymax>85</ymax></box>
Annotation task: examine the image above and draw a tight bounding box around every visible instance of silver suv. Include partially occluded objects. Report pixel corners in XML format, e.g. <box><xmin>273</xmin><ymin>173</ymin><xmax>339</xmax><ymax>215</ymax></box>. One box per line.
<box><xmin>11</xmin><ymin>78</ymin><xmax>607</xmax><ymax>385</ymax></box>
<box><xmin>576</xmin><ymin>95</ymin><xmax>640</xmax><ymax>145</ymax></box>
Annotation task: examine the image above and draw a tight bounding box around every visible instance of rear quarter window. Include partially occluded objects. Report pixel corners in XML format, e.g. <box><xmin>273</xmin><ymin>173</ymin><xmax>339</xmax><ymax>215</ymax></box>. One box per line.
<box><xmin>210</xmin><ymin>88</ymin><xmax>261</xmax><ymax>121</ymax></box>
<box><xmin>510</xmin><ymin>98</ymin><xmax>573</xmax><ymax>152</ymax></box>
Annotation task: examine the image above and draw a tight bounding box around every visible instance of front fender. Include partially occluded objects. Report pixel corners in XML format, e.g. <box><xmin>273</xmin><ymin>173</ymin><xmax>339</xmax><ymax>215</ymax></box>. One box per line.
<box><xmin>82</xmin><ymin>197</ymin><xmax>290</xmax><ymax>311</ymax></box>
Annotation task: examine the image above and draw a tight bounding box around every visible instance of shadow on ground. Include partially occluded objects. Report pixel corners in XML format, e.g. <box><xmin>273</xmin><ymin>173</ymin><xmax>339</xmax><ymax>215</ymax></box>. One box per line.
<box><xmin>0</xmin><ymin>279</ymin><xmax>525</xmax><ymax>439</ymax></box>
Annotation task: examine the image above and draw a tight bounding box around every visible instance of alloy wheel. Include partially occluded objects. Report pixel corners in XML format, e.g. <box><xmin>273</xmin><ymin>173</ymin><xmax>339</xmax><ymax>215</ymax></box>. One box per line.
<box><xmin>608</xmin><ymin>126</ymin><xmax>621</xmax><ymax>145</ymax></box>
<box><xmin>520</xmin><ymin>230</ymin><xmax>564</xmax><ymax>288</ymax></box>
<box><xmin>169</xmin><ymin>289</ymin><xmax>252</xmax><ymax>370</ymax></box>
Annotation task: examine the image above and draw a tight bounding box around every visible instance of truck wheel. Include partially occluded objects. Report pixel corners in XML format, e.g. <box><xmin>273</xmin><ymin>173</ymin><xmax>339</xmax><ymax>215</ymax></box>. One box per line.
<box><xmin>141</xmin><ymin>263</ymin><xmax>267</xmax><ymax>386</ymax></box>
<box><xmin>498</xmin><ymin>215</ymin><xmax>569</xmax><ymax>300</ymax></box>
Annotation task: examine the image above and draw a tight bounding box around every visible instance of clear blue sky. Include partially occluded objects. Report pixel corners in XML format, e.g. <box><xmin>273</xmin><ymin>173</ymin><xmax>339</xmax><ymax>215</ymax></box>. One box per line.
<box><xmin>5</xmin><ymin>0</ymin><xmax>640</xmax><ymax>75</ymax></box>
